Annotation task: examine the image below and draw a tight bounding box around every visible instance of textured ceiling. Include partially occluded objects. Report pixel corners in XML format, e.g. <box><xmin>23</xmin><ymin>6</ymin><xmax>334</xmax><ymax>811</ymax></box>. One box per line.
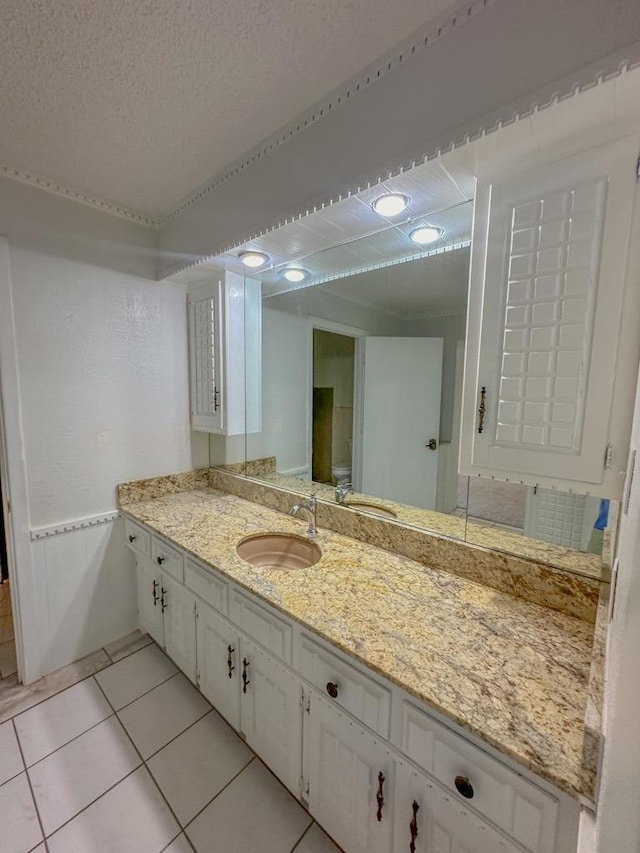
<box><xmin>0</xmin><ymin>0</ymin><xmax>455</xmax><ymax>216</ymax></box>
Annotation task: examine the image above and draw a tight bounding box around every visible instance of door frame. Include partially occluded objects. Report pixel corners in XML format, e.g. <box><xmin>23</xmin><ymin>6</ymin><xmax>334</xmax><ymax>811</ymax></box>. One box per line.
<box><xmin>0</xmin><ymin>237</ymin><xmax>36</xmax><ymax>683</ymax></box>
<box><xmin>307</xmin><ymin>317</ymin><xmax>367</xmax><ymax>489</ymax></box>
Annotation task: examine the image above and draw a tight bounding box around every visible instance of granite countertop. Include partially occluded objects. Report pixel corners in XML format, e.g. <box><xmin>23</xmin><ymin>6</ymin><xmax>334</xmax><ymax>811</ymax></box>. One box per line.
<box><xmin>120</xmin><ymin>486</ymin><xmax>598</xmax><ymax>802</ymax></box>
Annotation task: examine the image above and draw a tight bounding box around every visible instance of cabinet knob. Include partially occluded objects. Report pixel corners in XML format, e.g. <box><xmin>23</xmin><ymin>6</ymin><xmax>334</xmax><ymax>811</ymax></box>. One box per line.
<box><xmin>326</xmin><ymin>682</ymin><xmax>338</xmax><ymax>699</ymax></box>
<box><xmin>454</xmin><ymin>775</ymin><xmax>474</xmax><ymax>799</ymax></box>
<box><xmin>156</xmin><ymin>555</ymin><xmax>165</xmax><ymax>565</ymax></box>
<box><xmin>242</xmin><ymin>658</ymin><xmax>250</xmax><ymax>693</ymax></box>
<box><xmin>128</xmin><ymin>534</ymin><xmax>136</xmax><ymax>543</ymax></box>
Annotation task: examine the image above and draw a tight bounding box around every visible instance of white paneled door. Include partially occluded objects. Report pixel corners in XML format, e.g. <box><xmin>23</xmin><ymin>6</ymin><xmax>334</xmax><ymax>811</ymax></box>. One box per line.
<box><xmin>304</xmin><ymin>692</ymin><xmax>395</xmax><ymax>853</ymax></box>
<box><xmin>359</xmin><ymin>337</ymin><xmax>443</xmax><ymax>509</ymax></box>
<box><xmin>462</xmin><ymin>137</ymin><xmax>638</xmax><ymax>492</ymax></box>
<box><xmin>196</xmin><ymin>602</ymin><xmax>241</xmax><ymax>730</ymax></box>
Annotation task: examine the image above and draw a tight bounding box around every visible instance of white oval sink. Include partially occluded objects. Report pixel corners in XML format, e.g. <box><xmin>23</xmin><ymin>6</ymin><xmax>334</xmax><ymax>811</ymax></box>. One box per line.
<box><xmin>344</xmin><ymin>501</ymin><xmax>398</xmax><ymax>519</ymax></box>
<box><xmin>236</xmin><ymin>532</ymin><xmax>322</xmax><ymax>570</ymax></box>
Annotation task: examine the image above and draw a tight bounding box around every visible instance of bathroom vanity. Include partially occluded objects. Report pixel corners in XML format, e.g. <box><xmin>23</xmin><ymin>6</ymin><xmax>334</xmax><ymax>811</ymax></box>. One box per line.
<box><xmin>119</xmin><ymin>470</ymin><xmax>605</xmax><ymax>853</ymax></box>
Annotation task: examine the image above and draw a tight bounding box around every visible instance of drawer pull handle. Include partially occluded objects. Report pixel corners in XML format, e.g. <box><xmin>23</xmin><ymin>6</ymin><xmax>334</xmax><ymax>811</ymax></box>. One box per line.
<box><xmin>376</xmin><ymin>771</ymin><xmax>385</xmax><ymax>821</ymax></box>
<box><xmin>152</xmin><ymin>579</ymin><xmax>159</xmax><ymax>606</ymax></box>
<box><xmin>326</xmin><ymin>681</ymin><xmax>339</xmax><ymax>699</ymax></box>
<box><xmin>160</xmin><ymin>587</ymin><xmax>167</xmax><ymax>614</ymax></box>
<box><xmin>409</xmin><ymin>800</ymin><xmax>419</xmax><ymax>852</ymax></box>
<box><xmin>128</xmin><ymin>534</ymin><xmax>136</xmax><ymax>543</ymax></box>
<box><xmin>454</xmin><ymin>775</ymin><xmax>474</xmax><ymax>799</ymax></box>
<box><xmin>156</xmin><ymin>556</ymin><xmax>165</xmax><ymax>565</ymax></box>
<box><xmin>227</xmin><ymin>645</ymin><xmax>235</xmax><ymax>678</ymax></box>
<box><xmin>242</xmin><ymin>658</ymin><xmax>250</xmax><ymax>693</ymax></box>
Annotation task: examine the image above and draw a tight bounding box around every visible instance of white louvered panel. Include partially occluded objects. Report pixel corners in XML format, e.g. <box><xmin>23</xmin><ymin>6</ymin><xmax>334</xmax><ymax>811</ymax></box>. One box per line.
<box><xmin>189</xmin><ymin>280</ymin><xmax>224</xmax><ymax>432</ymax></box>
<box><xmin>495</xmin><ymin>178</ymin><xmax>605</xmax><ymax>453</ymax></box>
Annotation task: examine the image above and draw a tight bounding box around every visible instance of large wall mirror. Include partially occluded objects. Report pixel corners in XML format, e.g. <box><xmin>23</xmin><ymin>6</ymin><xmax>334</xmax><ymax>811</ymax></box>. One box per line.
<box><xmin>226</xmin><ymin>188</ymin><xmax>614</xmax><ymax>581</ymax></box>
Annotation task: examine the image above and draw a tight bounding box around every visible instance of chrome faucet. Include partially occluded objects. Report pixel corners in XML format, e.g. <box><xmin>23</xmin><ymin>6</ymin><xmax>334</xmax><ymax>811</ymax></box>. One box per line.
<box><xmin>335</xmin><ymin>482</ymin><xmax>355</xmax><ymax>504</ymax></box>
<box><xmin>288</xmin><ymin>494</ymin><xmax>318</xmax><ymax>539</ymax></box>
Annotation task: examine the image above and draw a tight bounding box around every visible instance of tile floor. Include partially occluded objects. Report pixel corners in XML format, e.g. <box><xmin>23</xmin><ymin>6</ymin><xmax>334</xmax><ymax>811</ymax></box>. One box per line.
<box><xmin>0</xmin><ymin>580</ymin><xmax>17</xmax><ymax>680</ymax></box>
<box><xmin>0</xmin><ymin>634</ymin><xmax>342</xmax><ymax>853</ymax></box>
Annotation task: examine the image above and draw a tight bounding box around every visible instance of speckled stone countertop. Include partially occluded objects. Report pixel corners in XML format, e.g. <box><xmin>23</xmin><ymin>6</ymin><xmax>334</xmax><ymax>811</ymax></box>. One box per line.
<box><xmin>120</xmin><ymin>484</ymin><xmax>599</xmax><ymax>802</ymax></box>
<box><xmin>239</xmin><ymin>469</ymin><xmax>603</xmax><ymax>579</ymax></box>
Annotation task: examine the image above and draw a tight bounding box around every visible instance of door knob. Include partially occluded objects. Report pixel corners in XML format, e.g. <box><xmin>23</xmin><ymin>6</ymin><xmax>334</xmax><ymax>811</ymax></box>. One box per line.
<box><xmin>426</xmin><ymin>439</ymin><xmax>437</xmax><ymax>450</ymax></box>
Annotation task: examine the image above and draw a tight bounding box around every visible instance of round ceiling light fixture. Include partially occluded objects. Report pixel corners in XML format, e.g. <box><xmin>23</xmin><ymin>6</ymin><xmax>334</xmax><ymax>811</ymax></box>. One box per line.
<box><xmin>372</xmin><ymin>193</ymin><xmax>410</xmax><ymax>217</ymax></box>
<box><xmin>409</xmin><ymin>225</ymin><xmax>443</xmax><ymax>246</ymax></box>
<box><xmin>239</xmin><ymin>251</ymin><xmax>269</xmax><ymax>268</ymax></box>
<box><xmin>282</xmin><ymin>268</ymin><xmax>308</xmax><ymax>283</ymax></box>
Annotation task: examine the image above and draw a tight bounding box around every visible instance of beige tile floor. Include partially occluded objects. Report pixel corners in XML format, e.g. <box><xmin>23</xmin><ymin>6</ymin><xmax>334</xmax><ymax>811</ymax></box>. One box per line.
<box><xmin>0</xmin><ymin>580</ymin><xmax>17</xmax><ymax>680</ymax></box>
<box><xmin>0</xmin><ymin>633</ymin><xmax>342</xmax><ymax>853</ymax></box>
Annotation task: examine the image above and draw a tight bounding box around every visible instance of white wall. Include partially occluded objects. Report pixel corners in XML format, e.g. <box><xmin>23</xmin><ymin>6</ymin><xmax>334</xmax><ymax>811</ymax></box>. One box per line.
<box><xmin>0</xmin><ymin>179</ymin><xmax>208</xmax><ymax>681</ymax></box>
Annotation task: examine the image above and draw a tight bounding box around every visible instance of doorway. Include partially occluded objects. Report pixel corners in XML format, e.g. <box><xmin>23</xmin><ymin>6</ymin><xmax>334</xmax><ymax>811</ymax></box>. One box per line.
<box><xmin>0</xmin><ymin>469</ymin><xmax>16</xmax><ymax>682</ymax></box>
<box><xmin>311</xmin><ymin>329</ymin><xmax>356</xmax><ymax>487</ymax></box>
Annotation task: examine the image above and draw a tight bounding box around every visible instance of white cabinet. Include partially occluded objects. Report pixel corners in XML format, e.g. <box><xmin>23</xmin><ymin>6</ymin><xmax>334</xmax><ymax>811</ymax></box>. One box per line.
<box><xmin>135</xmin><ymin>555</ymin><xmax>197</xmax><ymax>683</ymax></box>
<box><xmin>461</xmin><ymin>136</ymin><xmax>639</xmax><ymax>496</ymax></box>
<box><xmin>304</xmin><ymin>691</ymin><xmax>395</xmax><ymax>853</ymax></box>
<box><xmin>239</xmin><ymin>636</ymin><xmax>302</xmax><ymax>796</ymax></box>
<box><xmin>196</xmin><ymin>600</ymin><xmax>241</xmax><ymax>729</ymax></box>
<box><xmin>128</xmin><ymin>518</ymin><xmax>578</xmax><ymax>853</ymax></box>
<box><xmin>188</xmin><ymin>271</ymin><xmax>261</xmax><ymax>435</ymax></box>
<box><xmin>394</xmin><ymin>758</ymin><xmax>521</xmax><ymax>853</ymax></box>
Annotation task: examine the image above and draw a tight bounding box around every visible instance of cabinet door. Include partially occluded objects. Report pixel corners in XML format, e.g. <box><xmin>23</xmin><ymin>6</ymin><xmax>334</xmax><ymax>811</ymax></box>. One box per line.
<box><xmin>196</xmin><ymin>601</ymin><xmax>241</xmax><ymax>730</ymax></box>
<box><xmin>162</xmin><ymin>574</ymin><xmax>197</xmax><ymax>683</ymax></box>
<box><xmin>461</xmin><ymin>137</ymin><xmax>638</xmax><ymax>494</ymax></box>
<box><xmin>239</xmin><ymin>637</ymin><xmax>302</xmax><ymax>796</ymax></box>
<box><xmin>304</xmin><ymin>692</ymin><xmax>395</xmax><ymax>853</ymax></box>
<box><xmin>394</xmin><ymin>759</ymin><xmax>521</xmax><ymax>853</ymax></box>
<box><xmin>189</xmin><ymin>280</ymin><xmax>224</xmax><ymax>433</ymax></box>
<box><xmin>136</xmin><ymin>555</ymin><xmax>164</xmax><ymax>646</ymax></box>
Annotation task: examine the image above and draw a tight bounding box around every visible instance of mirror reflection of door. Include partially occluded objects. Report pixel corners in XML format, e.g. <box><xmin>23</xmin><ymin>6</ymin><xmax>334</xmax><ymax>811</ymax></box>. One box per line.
<box><xmin>312</xmin><ymin>330</ymin><xmax>355</xmax><ymax>486</ymax></box>
<box><xmin>360</xmin><ymin>337</ymin><xmax>443</xmax><ymax>510</ymax></box>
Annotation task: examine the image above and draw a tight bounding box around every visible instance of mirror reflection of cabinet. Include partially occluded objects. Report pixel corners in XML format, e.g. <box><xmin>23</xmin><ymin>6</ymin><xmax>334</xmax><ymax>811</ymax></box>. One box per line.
<box><xmin>461</xmin><ymin>138</ymin><xmax>639</xmax><ymax>497</ymax></box>
<box><xmin>188</xmin><ymin>272</ymin><xmax>261</xmax><ymax>435</ymax></box>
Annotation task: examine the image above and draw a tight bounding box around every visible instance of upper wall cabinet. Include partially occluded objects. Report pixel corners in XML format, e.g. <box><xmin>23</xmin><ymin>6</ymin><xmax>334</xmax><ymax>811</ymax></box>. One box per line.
<box><xmin>188</xmin><ymin>271</ymin><xmax>261</xmax><ymax>435</ymax></box>
<box><xmin>461</xmin><ymin>137</ymin><xmax>640</xmax><ymax>497</ymax></box>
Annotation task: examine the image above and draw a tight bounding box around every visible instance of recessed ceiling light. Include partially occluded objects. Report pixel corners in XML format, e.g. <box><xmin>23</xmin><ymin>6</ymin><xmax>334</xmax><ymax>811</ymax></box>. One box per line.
<box><xmin>410</xmin><ymin>225</ymin><xmax>443</xmax><ymax>245</ymax></box>
<box><xmin>239</xmin><ymin>251</ymin><xmax>269</xmax><ymax>268</ymax></box>
<box><xmin>283</xmin><ymin>268</ymin><xmax>308</xmax><ymax>283</ymax></box>
<box><xmin>372</xmin><ymin>193</ymin><xmax>410</xmax><ymax>217</ymax></box>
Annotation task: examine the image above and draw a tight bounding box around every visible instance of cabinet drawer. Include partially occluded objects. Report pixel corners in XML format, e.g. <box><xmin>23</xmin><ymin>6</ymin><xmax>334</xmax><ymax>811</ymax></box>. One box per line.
<box><xmin>229</xmin><ymin>589</ymin><xmax>291</xmax><ymax>663</ymax></box>
<box><xmin>299</xmin><ymin>634</ymin><xmax>391</xmax><ymax>738</ymax></box>
<box><xmin>150</xmin><ymin>535</ymin><xmax>184</xmax><ymax>583</ymax></box>
<box><xmin>400</xmin><ymin>701</ymin><xmax>558</xmax><ymax>853</ymax></box>
<box><xmin>185</xmin><ymin>557</ymin><xmax>228</xmax><ymax>614</ymax></box>
<box><xmin>124</xmin><ymin>518</ymin><xmax>150</xmax><ymax>558</ymax></box>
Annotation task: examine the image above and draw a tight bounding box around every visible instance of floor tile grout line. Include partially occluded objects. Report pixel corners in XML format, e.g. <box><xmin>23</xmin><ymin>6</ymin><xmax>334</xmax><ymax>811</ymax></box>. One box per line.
<box><xmin>41</xmin><ymin>764</ymin><xmax>142</xmax><ymax>841</ymax></box>
<box><xmin>12</xmin><ymin>716</ymin><xmax>48</xmax><ymax>850</ymax></box>
<box><xmin>21</xmin><ymin>704</ymin><xmax>117</xmax><ymax>771</ymax></box>
<box><xmin>0</xmin><ymin>635</ymin><xmax>153</xmax><ymax>725</ymax></box>
<box><xmin>106</xmin><ymin>667</ymin><xmax>181</xmax><ymax>714</ymax></box>
<box><xmin>0</xmin><ymin>655</ymin><xmax>113</xmax><ymax>724</ymax></box>
<box><xmin>136</xmin><ymin>704</ymin><xmax>215</xmax><ymax>764</ymax></box>
<box><xmin>93</xmin><ymin>675</ymin><xmax>191</xmax><ymax>844</ymax></box>
<box><xmin>182</xmin><ymin>755</ymin><xmax>257</xmax><ymax>835</ymax></box>
<box><xmin>288</xmin><ymin>820</ymin><xmax>315</xmax><ymax>853</ymax></box>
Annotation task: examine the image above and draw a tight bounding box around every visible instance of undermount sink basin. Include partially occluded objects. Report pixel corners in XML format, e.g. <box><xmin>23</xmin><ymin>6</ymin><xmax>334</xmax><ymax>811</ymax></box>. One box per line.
<box><xmin>236</xmin><ymin>532</ymin><xmax>322</xmax><ymax>570</ymax></box>
<box><xmin>344</xmin><ymin>501</ymin><xmax>398</xmax><ymax>519</ymax></box>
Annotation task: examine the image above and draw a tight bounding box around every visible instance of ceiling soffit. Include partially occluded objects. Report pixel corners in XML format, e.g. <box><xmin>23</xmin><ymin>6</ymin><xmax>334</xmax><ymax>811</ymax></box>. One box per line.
<box><xmin>158</xmin><ymin>0</ymin><xmax>640</xmax><ymax>279</ymax></box>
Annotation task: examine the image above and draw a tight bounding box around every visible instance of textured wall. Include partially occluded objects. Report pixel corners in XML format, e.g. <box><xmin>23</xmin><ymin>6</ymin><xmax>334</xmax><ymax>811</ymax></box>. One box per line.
<box><xmin>10</xmin><ymin>245</ymin><xmax>198</xmax><ymax>526</ymax></box>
